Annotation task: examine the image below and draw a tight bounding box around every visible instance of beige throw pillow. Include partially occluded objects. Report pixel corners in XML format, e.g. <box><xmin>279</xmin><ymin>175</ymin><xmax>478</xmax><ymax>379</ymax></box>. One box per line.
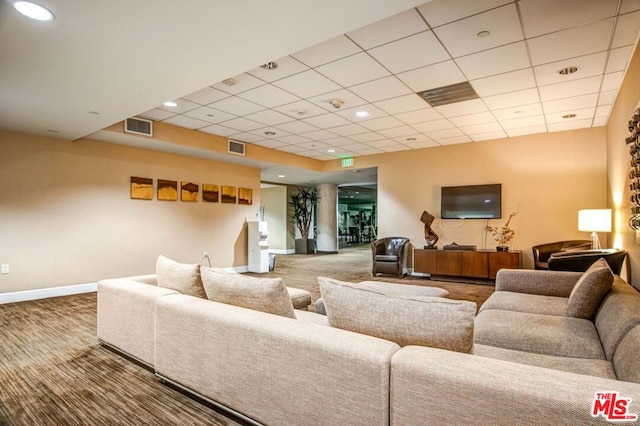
<box><xmin>201</xmin><ymin>268</ymin><xmax>296</xmax><ymax>319</ymax></box>
<box><xmin>567</xmin><ymin>258</ymin><xmax>614</xmax><ymax>319</ymax></box>
<box><xmin>156</xmin><ymin>255</ymin><xmax>206</xmax><ymax>298</ymax></box>
<box><xmin>318</xmin><ymin>277</ymin><xmax>476</xmax><ymax>353</ymax></box>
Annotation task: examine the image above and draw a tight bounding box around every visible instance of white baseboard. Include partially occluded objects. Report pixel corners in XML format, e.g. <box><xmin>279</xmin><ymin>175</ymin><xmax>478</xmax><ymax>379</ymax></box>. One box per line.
<box><xmin>0</xmin><ymin>282</ymin><xmax>98</xmax><ymax>305</ymax></box>
<box><xmin>269</xmin><ymin>249</ymin><xmax>295</xmax><ymax>254</ymax></box>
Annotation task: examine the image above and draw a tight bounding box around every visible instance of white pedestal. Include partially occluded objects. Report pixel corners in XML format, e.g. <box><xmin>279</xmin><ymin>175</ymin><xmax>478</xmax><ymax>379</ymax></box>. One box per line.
<box><xmin>248</xmin><ymin>221</ymin><xmax>269</xmax><ymax>273</ymax></box>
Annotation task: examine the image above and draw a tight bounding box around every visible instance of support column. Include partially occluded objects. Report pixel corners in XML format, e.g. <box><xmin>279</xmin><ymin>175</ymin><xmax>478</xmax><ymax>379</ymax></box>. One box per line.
<box><xmin>317</xmin><ymin>183</ymin><xmax>338</xmax><ymax>253</ymax></box>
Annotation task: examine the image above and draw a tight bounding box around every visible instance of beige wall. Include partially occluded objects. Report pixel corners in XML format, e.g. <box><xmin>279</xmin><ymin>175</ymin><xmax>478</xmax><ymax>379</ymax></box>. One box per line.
<box><xmin>607</xmin><ymin>43</ymin><xmax>640</xmax><ymax>286</ymax></box>
<box><xmin>261</xmin><ymin>186</ymin><xmax>288</xmax><ymax>252</ymax></box>
<box><xmin>369</xmin><ymin>127</ymin><xmax>607</xmax><ymax>269</ymax></box>
<box><xmin>0</xmin><ymin>131</ymin><xmax>260</xmax><ymax>293</ymax></box>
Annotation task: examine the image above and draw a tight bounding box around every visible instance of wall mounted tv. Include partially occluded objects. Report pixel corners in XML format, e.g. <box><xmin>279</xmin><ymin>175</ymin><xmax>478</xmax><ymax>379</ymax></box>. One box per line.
<box><xmin>441</xmin><ymin>184</ymin><xmax>502</xmax><ymax>219</ymax></box>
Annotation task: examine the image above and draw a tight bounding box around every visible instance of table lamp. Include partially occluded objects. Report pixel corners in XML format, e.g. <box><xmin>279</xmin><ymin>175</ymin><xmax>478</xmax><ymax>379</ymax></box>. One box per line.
<box><xmin>578</xmin><ymin>209</ymin><xmax>612</xmax><ymax>250</ymax></box>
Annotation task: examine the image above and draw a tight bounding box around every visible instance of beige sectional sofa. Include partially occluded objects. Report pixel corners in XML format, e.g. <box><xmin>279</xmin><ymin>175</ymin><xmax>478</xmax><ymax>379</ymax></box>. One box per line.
<box><xmin>97</xmin><ymin>264</ymin><xmax>640</xmax><ymax>425</ymax></box>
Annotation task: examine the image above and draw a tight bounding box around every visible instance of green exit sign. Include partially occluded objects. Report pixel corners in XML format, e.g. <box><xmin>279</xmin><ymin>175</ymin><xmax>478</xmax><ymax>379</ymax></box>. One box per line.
<box><xmin>341</xmin><ymin>158</ymin><xmax>354</xmax><ymax>168</ymax></box>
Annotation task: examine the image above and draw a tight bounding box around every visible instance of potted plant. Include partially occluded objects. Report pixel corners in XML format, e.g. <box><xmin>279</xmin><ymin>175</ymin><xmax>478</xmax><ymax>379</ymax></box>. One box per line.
<box><xmin>486</xmin><ymin>209</ymin><xmax>519</xmax><ymax>251</ymax></box>
<box><xmin>289</xmin><ymin>187</ymin><xmax>318</xmax><ymax>254</ymax></box>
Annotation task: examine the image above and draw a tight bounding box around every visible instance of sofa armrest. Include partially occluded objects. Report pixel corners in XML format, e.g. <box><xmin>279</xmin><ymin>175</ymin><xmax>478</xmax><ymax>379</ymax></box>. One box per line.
<box><xmin>391</xmin><ymin>346</ymin><xmax>640</xmax><ymax>426</ymax></box>
<box><xmin>123</xmin><ymin>273</ymin><xmax>158</xmax><ymax>285</ymax></box>
<box><xmin>495</xmin><ymin>269</ymin><xmax>582</xmax><ymax>297</ymax></box>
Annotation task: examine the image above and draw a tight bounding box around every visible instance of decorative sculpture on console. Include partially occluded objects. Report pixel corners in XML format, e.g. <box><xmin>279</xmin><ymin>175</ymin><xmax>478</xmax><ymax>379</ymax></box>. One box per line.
<box><xmin>420</xmin><ymin>210</ymin><xmax>439</xmax><ymax>248</ymax></box>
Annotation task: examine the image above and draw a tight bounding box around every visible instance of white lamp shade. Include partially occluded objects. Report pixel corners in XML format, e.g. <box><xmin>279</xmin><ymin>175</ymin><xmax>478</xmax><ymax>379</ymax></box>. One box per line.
<box><xmin>578</xmin><ymin>209</ymin><xmax>612</xmax><ymax>232</ymax></box>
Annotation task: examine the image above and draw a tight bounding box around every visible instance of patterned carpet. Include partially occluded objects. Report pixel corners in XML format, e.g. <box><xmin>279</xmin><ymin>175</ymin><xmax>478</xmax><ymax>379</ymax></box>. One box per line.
<box><xmin>0</xmin><ymin>245</ymin><xmax>493</xmax><ymax>425</ymax></box>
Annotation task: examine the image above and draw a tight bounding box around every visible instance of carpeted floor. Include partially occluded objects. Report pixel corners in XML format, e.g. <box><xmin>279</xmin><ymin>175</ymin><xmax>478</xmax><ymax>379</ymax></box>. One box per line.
<box><xmin>0</xmin><ymin>245</ymin><xmax>494</xmax><ymax>425</ymax></box>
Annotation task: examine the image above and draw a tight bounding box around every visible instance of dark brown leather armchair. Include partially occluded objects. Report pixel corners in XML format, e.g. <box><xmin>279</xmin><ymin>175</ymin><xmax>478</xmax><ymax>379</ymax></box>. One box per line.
<box><xmin>548</xmin><ymin>249</ymin><xmax>627</xmax><ymax>275</ymax></box>
<box><xmin>371</xmin><ymin>237</ymin><xmax>409</xmax><ymax>277</ymax></box>
<box><xmin>531</xmin><ymin>240</ymin><xmax>591</xmax><ymax>270</ymax></box>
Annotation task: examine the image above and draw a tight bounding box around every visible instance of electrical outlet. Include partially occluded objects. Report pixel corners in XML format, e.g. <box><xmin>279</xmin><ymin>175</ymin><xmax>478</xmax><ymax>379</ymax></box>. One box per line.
<box><xmin>1</xmin><ymin>264</ymin><xmax>9</xmax><ymax>274</ymax></box>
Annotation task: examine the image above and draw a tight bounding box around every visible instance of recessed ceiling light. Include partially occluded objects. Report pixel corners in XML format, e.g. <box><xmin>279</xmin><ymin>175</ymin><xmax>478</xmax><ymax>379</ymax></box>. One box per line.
<box><xmin>88</xmin><ymin>111</ymin><xmax>100</xmax><ymax>115</ymax></box>
<box><xmin>47</xmin><ymin>129</ymin><xmax>59</xmax><ymax>133</ymax></box>
<box><xmin>163</xmin><ymin>101</ymin><xmax>177</xmax><ymax>107</ymax></box>
<box><xmin>327</xmin><ymin>149</ymin><xmax>336</xmax><ymax>153</ymax></box>
<box><xmin>558</xmin><ymin>66</ymin><xmax>578</xmax><ymax>75</ymax></box>
<box><xmin>261</xmin><ymin>62</ymin><xmax>278</xmax><ymax>70</ymax></box>
<box><xmin>406</xmin><ymin>137</ymin><xmax>417</xmax><ymax>141</ymax></box>
<box><xmin>206</xmin><ymin>113</ymin><xmax>214</xmax><ymax>117</ymax></box>
<box><xmin>355</xmin><ymin>111</ymin><xmax>370</xmax><ymax>118</ymax></box>
<box><xmin>477</xmin><ymin>30</ymin><xmax>491</xmax><ymax>38</ymax></box>
<box><xmin>222</xmin><ymin>78</ymin><xmax>237</xmax><ymax>86</ymax></box>
<box><xmin>14</xmin><ymin>1</ymin><xmax>54</xmax><ymax>21</ymax></box>
<box><xmin>264</xmin><ymin>131</ymin><xmax>276</xmax><ymax>136</ymax></box>
<box><xmin>562</xmin><ymin>113</ymin><xmax>577</xmax><ymax>119</ymax></box>
<box><xmin>277</xmin><ymin>174</ymin><xmax>285</xmax><ymax>178</ymax></box>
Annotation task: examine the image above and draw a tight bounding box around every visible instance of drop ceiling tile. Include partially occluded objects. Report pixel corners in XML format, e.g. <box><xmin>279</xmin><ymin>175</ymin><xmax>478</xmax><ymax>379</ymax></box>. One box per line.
<box><xmin>347</xmin><ymin>9</ymin><xmax>429</xmax><ymax>50</ymax></box>
<box><xmin>274</xmin><ymin>120</ymin><xmax>319</xmax><ymax>134</ymax></box>
<box><xmin>366</xmin><ymin>139</ymin><xmax>402</xmax><ymax>148</ymax></box>
<box><xmin>499</xmin><ymin>115</ymin><xmax>546</xmax><ymax>130</ymax></box>
<box><xmin>212</xmin><ymin>73</ymin><xmax>264</xmax><ymax>95</ymax></box>
<box><xmin>379</xmin><ymin>144</ymin><xmax>412</xmax><ymax>153</ymax></box>
<box><xmin>158</xmin><ymin>98</ymin><xmax>200</xmax><ymax>114</ymax></box>
<box><xmin>296</xmin><ymin>140</ymin><xmax>331</xmax><ymax>150</ymax></box>
<box><xmin>470</xmin><ymin>131</ymin><xmax>509</xmax><ymax>141</ymax></box>
<box><xmin>302</xmin><ymin>113</ymin><xmax>352</xmax><ymax>129</ymax></box>
<box><xmin>434</xmin><ymin>135</ymin><xmax>471</xmax><ymax>145</ymax></box>
<box><xmin>237</xmin><ymin>84</ymin><xmax>300</xmax><ymax>108</ymax></box>
<box><xmin>613</xmin><ymin>11</ymin><xmax>640</xmax><ymax>47</ymax></box>
<box><xmin>218</xmin><ymin>117</ymin><xmax>264</xmax><ymax>132</ymax></box>
<box><xmin>593</xmin><ymin>116</ymin><xmax>608</xmax><ymax>126</ymax></box>
<box><xmin>598</xmin><ymin>90</ymin><xmax>618</xmax><ymax>105</ymax></box>
<box><xmin>460</xmin><ymin>121</ymin><xmax>503</xmax><ymax>135</ymax></box>
<box><xmin>340</xmin><ymin>142</ymin><xmax>370</xmax><ymax>151</ymax></box>
<box><xmin>543</xmin><ymin>93</ymin><xmax>599</xmax><ymax>113</ymax></box>
<box><xmin>272</xmin><ymin>100</ymin><xmax>327</xmax><ymax>120</ymax></box>
<box><xmin>434</xmin><ymin>5</ymin><xmax>523</xmax><ymax>58</ymax></box>
<box><xmin>299</xmin><ymin>129</ymin><xmax>340</xmax><ymax>141</ymax></box>
<box><xmin>328</xmin><ymin>123</ymin><xmax>369</xmax><ymax>136</ymax></box>
<box><xmin>534</xmin><ymin>52</ymin><xmax>607</xmax><ymax>86</ymax></box>
<box><xmin>276</xmin><ymin>134</ymin><xmax>313</xmax><ymax>145</ymax></box>
<box><xmin>547</xmin><ymin>118</ymin><xmax>593</xmax><ymax>132</ymax></box>
<box><xmin>321</xmin><ymin>137</ymin><xmax>354</xmax><ymax>147</ymax></box>
<box><xmin>199</xmin><ymin>124</ymin><xmax>240</xmax><ymax>137</ymax></box>
<box><xmin>378</xmin><ymin>126</ymin><xmax>420</xmax><ymax>138</ymax></box>
<box><xmin>606</xmin><ymin>46</ymin><xmax>634</xmax><ymax>72</ymax></box>
<box><xmin>349</xmin><ymin>132</ymin><xmax>386</xmax><ymax>142</ymax></box>
<box><xmin>308</xmin><ymin>89</ymin><xmax>368</xmax><ymax>112</ymax></box>
<box><xmin>435</xmin><ymin>99</ymin><xmax>488</xmax><ymax>118</ymax></box>
<box><xmin>272</xmin><ymin>70</ymin><xmax>341</xmax><ymax>99</ymax></box>
<box><xmin>397</xmin><ymin>61</ymin><xmax>466</xmax><ymax>92</ymax></box>
<box><xmin>316</xmin><ymin>53</ymin><xmax>391</xmax><ymax>87</ymax></box>
<box><xmin>471</xmin><ymin>68</ymin><xmax>537</xmax><ymax>97</ymax></box>
<box><xmin>545</xmin><ymin>107</ymin><xmax>596</xmax><ymax>124</ymax></box>
<box><xmin>449</xmin><ymin>111</ymin><xmax>497</xmax><ymax>127</ymax></box>
<box><xmin>353</xmin><ymin>147</ymin><xmax>385</xmax><ymax>155</ymax></box>
<box><xmin>395</xmin><ymin>133</ymin><xmax>433</xmax><ymax>143</ymax></box>
<box><xmin>359</xmin><ymin>116</ymin><xmax>405</xmax><ymax>131</ymax></box>
<box><xmin>455</xmin><ymin>42</ymin><xmax>531</xmax><ymax>80</ymax></box>
<box><xmin>348</xmin><ymin>76</ymin><xmax>413</xmax><ymax>103</ymax></box>
<box><xmin>367</xmin><ymin>31</ymin><xmax>450</xmax><ymax>74</ymax></box>
<box><xmin>253</xmin><ymin>139</ymin><xmax>290</xmax><ymax>149</ymax></box>
<box><xmin>183</xmin><ymin>87</ymin><xmax>229</xmax><ymax>105</ymax></box>
<box><xmin>405</xmin><ymin>139</ymin><xmax>440</xmax><ymax>149</ymax></box>
<box><xmin>527</xmin><ymin>19</ymin><xmax>614</xmax><ymax>66</ymax></box>
<box><xmin>519</xmin><ymin>0</ymin><xmax>618</xmax><ymax>38</ymax></box>
<box><xmin>418</xmin><ymin>0</ymin><xmax>512</xmax><ymax>27</ymax></box>
<box><xmin>412</xmin><ymin>119</ymin><xmax>456</xmax><ymax>133</ymax></box>
<box><xmin>596</xmin><ymin>104</ymin><xmax>612</xmax><ymax>117</ymax></box>
<box><xmin>246</xmin><ymin>56</ymin><xmax>309</xmax><ymax>82</ymax></box>
<box><xmin>538</xmin><ymin>75</ymin><xmax>602</xmax><ymax>102</ymax></box>
<box><xmin>395</xmin><ymin>108</ymin><xmax>444</xmax><ymax>124</ymax></box>
<box><xmin>252</xmin><ymin>126</ymin><xmax>292</xmax><ymax>139</ymax></box>
<box><xmin>374</xmin><ymin>94</ymin><xmax>429</xmax><ymax>115</ymax></box>
<box><xmin>162</xmin><ymin>115</ymin><xmax>209</xmax><ymax>129</ymax></box>
<box><xmin>232</xmin><ymin>133</ymin><xmax>265</xmax><ymax>143</ymax></box>
<box><xmin>244</xmin><ymin>109</ymin><xmax>294</xmax><ymax>126</ymax></box>
<box><xmin>308</xmin><ymin>152</ymin><xmax>337</xmax><ymax>160</ymax></box>
<box><xmin>484</xmin><ymin>88</ymin><xmax>540</xmax><ymax>110</ymax></box>
<box><xmin>622</xmin><ymin>0</ymin><xmax>640</xmax><ymax>13</ymax></box>
<box><xmin>292</xmin><ymin>35</ymin><xmax>363</xmax><ymax>68</ymax></box>
<box><xmin>138</xmin><ymin>108</ymin><xmax>175</xmax><ymax>121</ymax></box>
<box><xmin>183</xmin><ymin>106</ymin><xmax>236</xmax><ymax>124</ymax></box>
<box><xmin>601</xmin><ymin>71</ymin><xmax>625</xmax><ymax>91</ymax></box>
<box><xmin>334</xmin><ymin>104</ymin><xmax>388</xmax><ymax>122</ymax></box>
<box><xmin>491</xmin><ymin>103</ymin><xmax>544</xmax><ymax>120</ymax></box>
<box><xmin>506</xmin><ymin>125</ymin><xmax>548</xmax><ymax>137</ymax></box>
<box><xmin>278</xmin><ymin>145</ymin><xmax>308</xmax><ymax>153</ymax></box>
<box><xmin>209</xmin><ymin>96</ymin><xmax>265</xmax><ymax>116</ymax></box>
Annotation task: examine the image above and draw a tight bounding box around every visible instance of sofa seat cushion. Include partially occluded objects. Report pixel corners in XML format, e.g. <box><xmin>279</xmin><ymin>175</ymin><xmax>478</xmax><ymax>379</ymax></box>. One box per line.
<box><xmin>201</xmin><ymin>268</ymin><xmax>296</xmax><ymax>319</ymax></box>
<box><xmin>474</xmin><ymin>344</ymin><xmax>616</xmax><ymax>380</ymax></box>
<box><xmin>479</xmin><ymin>291</ymin><xmax>568</xmax><ymax>316</ymax></box>
<box><xmin>567</xmin><ymin>258</ymin><xmax>614</xmax><ymax>319</ymax></box>
<box><xmin>318</xmin><ymin>277</ymin><xmax>475</xmax><ymax>352</ymax></box>
<box><xmin>375</xmin><ymin>254</ymin><xmax>399</xmax><ymax>262</ymax></box>
<box><xmin>287</xmin><ymin>287</ymin><xmax>312</xmax><ymax>310</ymax></box>
<box><xmin>156</xmin><ymin>255</ymin><xmax>206</xmax><ymax>298</ymax></box>
<box><xmin>474</xmin><ymin>309</ymin><xmax>605</xmax><ymax>359</ymax></box>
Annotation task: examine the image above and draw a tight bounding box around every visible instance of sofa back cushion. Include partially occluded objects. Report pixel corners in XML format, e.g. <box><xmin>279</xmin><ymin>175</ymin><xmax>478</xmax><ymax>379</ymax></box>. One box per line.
<box><xmin>566</xmin><ymin>258</ymin><xmax>613</xmax><ymax>319</ymax></box>
<box><xmin>201</xmin><ymin>268</ymin><xmax>295</xmax><ymax>319</ymax></box>
<box><xmin>156</xmin><ymin>255</ymin><xmax>206</xmax><ymax>298</ymax></box>
<box><xmin>613</xmin><ymin>325</ymin><xmax>640</xmax><ymax>383</ymax></box>
<box><xmin>318</xmin><ymin>277</ymin><xmax>475</xmax><ymax>353</ymax></box>
<box><xmin>595</xmin><ymin>278</ymin><xmax>640</xmax><ymax>360</ymax></box>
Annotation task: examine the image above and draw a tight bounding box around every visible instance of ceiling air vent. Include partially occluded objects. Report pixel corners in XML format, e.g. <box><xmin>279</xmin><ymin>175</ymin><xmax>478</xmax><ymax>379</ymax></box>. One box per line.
<box><xmin>228</xmin><ymin>139</ymin><xmax>245</xmax><ymax>156</ymax></box>
<box><xmin>417</xmin><ymin>82</ymin><xmax>479</xmax><ymax>107</ymax></box>
<box><xmin>124</xmin><ymin>117</ymin><xmax>153</xmax><ymax>137</ymax></box>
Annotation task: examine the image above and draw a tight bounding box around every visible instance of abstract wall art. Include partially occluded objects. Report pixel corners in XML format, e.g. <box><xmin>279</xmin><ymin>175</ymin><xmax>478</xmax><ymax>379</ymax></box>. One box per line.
<box><xmin>221</xmin><ymin>185</ymin><xmax>237</xmax><ymax>204</ymax></box>
<box><xmin>157</xmin><ymin>179</ymin><xmax>178</xmax><ymax>201</ymax></box>
<box><xmin>202</xmin><ymin>183</ymin><xmax>220</xmax><ymax>203</ymax></box>
<box><xmin>130</xmin><ymin>177</ymin><xmax>153</xmax><ymax>200</ymax></box>
<box><xmin>181</xmin><ymin>181</ymin><xmax>199</xmax><ymax>202</ymax></box>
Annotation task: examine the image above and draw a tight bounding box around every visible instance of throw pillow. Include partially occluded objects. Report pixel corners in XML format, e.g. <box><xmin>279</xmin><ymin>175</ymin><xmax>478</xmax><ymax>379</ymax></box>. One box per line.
<box><xmin>156</xmin><ymin>255</ymin><xmax>206</xmax><ymax>298</ymax></box>
<box><xmin>567</xmin><ymin>258</ymin><xmax>614</xmax><ymax>319</ymax></box>
<box><xmin>201</xmin><ymin>268</ymin><xmax>296</xmax><ymax>319</ymax></box>
<box><xmin>317</xmin><ymin>277</ymin><xmax>476</xmax><ymax>353</ymax></box>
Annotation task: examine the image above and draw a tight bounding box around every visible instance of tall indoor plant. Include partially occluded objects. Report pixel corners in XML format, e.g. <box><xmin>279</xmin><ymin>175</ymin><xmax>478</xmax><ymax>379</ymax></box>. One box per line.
<box><xmin>289</xmin><ymin>187</ymin><xmax>318</xmax><ymax>254</ymax></box>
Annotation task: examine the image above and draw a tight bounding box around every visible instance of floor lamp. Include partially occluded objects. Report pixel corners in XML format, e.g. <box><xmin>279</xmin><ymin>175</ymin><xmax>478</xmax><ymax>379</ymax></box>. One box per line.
<box><xmin>578</xmin><ymin>209</ymin><xmax>612</xmax><ymax>250</ymax></box>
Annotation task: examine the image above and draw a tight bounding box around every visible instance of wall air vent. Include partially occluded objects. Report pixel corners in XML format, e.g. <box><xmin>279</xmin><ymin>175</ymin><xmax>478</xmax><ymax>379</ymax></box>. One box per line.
<box><xmin>417</xmin><ymin>82</ymin><xmax>479</xmax><ymax>107</ymax></box>
<box><xmin>228</xmin><ymin>139</ymin><xmax>246</xmax><ymax>156</ymax></box>
<box><xmin>124</xmin><ymin>117</ymin><xmax>153</xmax><ymax>137</ymax></box>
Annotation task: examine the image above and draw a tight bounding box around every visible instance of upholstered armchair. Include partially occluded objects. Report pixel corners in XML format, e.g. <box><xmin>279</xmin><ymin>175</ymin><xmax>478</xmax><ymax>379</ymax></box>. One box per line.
<box><xmin>531</xmin><ymin>240</ymin><xmax>591</xmax><ymax>270</ymax></box>
<box><xmin>371</xmin><ymin>237</ymin><xmax>409</xmax><ymax>277</ymax></box>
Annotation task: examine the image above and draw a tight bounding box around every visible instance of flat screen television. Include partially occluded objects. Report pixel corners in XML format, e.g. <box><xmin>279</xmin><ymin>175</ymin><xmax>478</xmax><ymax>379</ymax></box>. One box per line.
<box><xmin>441</xmin><ymin>184</ymin><xmax>502</xmax><ymax>219</ymax></box>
